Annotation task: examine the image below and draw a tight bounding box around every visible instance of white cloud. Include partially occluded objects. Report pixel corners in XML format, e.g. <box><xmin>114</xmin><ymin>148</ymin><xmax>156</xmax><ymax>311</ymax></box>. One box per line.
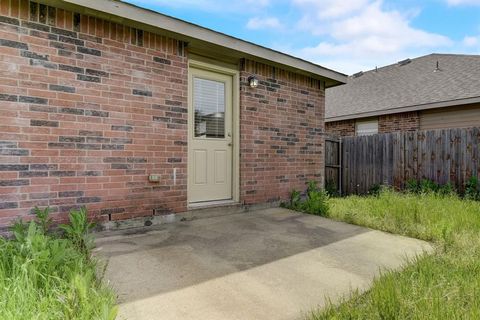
<box><xmin>246</xmin><ymin>0</ymin><xmax>270</xmax><ymax>6</ymax></box>
<box><xmin>246</xmin><ymin>17</ymin><xmax>282</xmax><ymax>30</ymax></box>
<box><xmin>126</xmin><ymin>0</ymin><xmax>456</xmax><ymax>75</ymax></box>
<box><xmin>446</xmin><ymin>0</ymin><xmax>480</xmax><ymax>5</ymax></box>
<box><xmin>294</xmin><ymin>0</ymin><xmax>370</xmax><ymax>20</ymax></box>
<box><xmin>290</xmin><ymin>0</ymin><xmax>452</xmax><ymax>74</ymax></box>
<box><xmin>463</xmin><ymin>36</ymin><xmax>479</xmax><ymax>46</ymax></box>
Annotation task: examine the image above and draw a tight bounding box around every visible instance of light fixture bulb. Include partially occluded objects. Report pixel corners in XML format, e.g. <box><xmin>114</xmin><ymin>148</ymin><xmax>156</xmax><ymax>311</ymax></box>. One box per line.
<box><xmin>248</xmin><ymin>76</ymin><xmax>259</xmax><ymax>88</ymax></box>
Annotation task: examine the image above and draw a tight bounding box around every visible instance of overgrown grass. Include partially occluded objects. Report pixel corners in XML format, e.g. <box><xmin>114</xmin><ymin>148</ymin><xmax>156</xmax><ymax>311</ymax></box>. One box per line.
<box><xmin>0</xmin><ymin>208</ymin><xmax>117</xmax><ymax>320</ymax></box>
<box><xmin>309</xmin><ymin>190</ymin><xmax>480</xmax><ymax>319</ymax></box>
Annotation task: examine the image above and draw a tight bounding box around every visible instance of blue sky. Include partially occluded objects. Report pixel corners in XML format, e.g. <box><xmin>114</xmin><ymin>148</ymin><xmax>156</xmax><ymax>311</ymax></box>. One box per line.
<box><xmin>124</xmin><ymin>0</ymin><xmax>480</xmax><ymax>75</ymax></box>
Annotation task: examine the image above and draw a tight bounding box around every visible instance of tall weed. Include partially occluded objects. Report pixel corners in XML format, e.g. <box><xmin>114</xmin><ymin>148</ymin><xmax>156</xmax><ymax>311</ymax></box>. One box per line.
<box><xmin>0</xmin><ymin>207</ymin><xmax>117</xmax><ymax>320</ymax></box>
<box><xmin>282</xmin><ymin>181</ymin><xmax>329</xmax><ymax>216</ymax></box>
<box><xmin>60</xmin><ymin>207</ymin><xmax>96</xmax><ymax>255</ymax></box>
<box><xmin>465</xmin><ymin>176</ymin><xmax>480</xmax><ymax>200</ymax></box>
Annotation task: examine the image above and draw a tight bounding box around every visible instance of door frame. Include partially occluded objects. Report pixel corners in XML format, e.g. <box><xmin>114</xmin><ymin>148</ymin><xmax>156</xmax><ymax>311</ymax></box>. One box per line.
<box><xmin>187</xmin><ymin>55</ymin><xmax>240</xmax><ymax>206</ymax></box>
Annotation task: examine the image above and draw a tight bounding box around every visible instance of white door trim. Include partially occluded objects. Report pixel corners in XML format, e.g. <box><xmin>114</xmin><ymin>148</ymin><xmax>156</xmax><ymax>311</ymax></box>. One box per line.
<box><xmin>187</xmin><ymin>57</ymin><xmax>240</xmax><ymax>206</ymax></box>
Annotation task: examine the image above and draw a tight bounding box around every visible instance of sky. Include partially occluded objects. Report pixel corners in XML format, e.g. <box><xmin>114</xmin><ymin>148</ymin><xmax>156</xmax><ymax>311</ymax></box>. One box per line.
<box><xmin>123</xmin><ymin>0</ymin><xmax>480</xmax><ymax>75</ymax></box>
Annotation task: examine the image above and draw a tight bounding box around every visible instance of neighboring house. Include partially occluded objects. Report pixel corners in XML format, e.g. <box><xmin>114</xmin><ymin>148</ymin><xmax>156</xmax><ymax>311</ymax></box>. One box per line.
<box><xmin>325</xmin><ymin>54</ymin><xmax>480</xmax><ymax>137</ymax></box>
<box><xmin>0</xmin><ymin>0</ymin><xmax>346</xmax><ymax>227</ymax></box>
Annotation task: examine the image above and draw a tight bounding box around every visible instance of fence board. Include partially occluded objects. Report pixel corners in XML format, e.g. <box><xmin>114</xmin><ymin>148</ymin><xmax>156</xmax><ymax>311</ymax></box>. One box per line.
<box><xmin>473</xmin><ymin>128</ymin><xmax>480</xmax><ymax>178</ymax></box>
<box><xmin>324</xmin><ymin>136</ymin><xmax>342</xmax><ymax>194</ymax></box>
<box><xmin>327</xmin><ymin>127</ymin><xmax>480</xmax><ymax>195</ymax></box>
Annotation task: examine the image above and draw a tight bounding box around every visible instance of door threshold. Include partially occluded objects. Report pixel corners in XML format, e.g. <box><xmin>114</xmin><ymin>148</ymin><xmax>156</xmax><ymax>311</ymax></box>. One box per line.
<box><xmin>188</xmin><ymin>199</ymin><xmax>239</xmax><ymax>210</ymax></box>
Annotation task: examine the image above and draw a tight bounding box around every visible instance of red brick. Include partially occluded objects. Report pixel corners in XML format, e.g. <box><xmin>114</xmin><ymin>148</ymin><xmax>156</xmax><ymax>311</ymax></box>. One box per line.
<box><xmin>0</xmin><ymin>0</ymin><xmax>10</xmax><ymax>16</ymax></box>
<box><xmin>56</xmin><ymin>8</ymin><xmax>64</xmax><ymax>29</ymax></box>
<box><xmin>325</xmin><ymin>120</ymin><xmax>355</xmax><ymax>137</ymax></box>
<box><xmin>19</xmin><ymin>0</ymin><xmax>28</xmax><ymax>20</ymax></box>
<box><xmin>65</xmin><ymin>10</ymin><xmax>73</xmax><ymax>30</ymax></box>
<box><xmin>31</xmin><ymin>177</ymin><xmax>59</xmax><ymax>185</ymax></box>
<box><xmin>326</xmin><ymin>111</ymin><xmax>420</xmax><ymax>137</ymax></box>
<box><xmin>0</xmin><ymin>2</ymin><xmax>325</xmax><ymax>227</ymax></box>
<box><xmin>379</xmin><ymin>112</ymin><xmax>419</xmax><ymax>133</ymax></box>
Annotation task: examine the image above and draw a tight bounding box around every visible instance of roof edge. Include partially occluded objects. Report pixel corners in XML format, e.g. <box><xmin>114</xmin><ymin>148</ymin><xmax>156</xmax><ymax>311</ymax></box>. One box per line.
<box><xmin>353</xmin><ymin>53</ymin><xmax>480</xmax><ymax>77</ymax></box>
<box><xmin>59</xmin><ymin>0</ymin><xmax>347</xmax><ymax>86</ymax></box>
<box><xmin>325</xmin><ymin>96</ymin><xmax>480</xmax><ymax>122</ymax></box>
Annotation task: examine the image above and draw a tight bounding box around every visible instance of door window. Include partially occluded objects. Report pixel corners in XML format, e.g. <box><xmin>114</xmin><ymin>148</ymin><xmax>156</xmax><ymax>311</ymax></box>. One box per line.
<box><xmin>193</xmin><ymin>77</ymin><xmax>225</xmax><ymax>138</ymax></box>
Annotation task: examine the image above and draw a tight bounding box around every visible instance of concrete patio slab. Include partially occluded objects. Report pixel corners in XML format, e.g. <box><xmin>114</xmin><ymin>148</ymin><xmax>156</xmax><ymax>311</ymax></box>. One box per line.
<box><xmin>95</xmin><ymin>208</ymin><xmax>432</xmax><ymax>320</ymax></box>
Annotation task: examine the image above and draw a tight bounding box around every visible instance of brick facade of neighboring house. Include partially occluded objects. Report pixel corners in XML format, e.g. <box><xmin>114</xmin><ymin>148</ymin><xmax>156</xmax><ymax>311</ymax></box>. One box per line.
<box><xmin>378</xmin><ymin>112</ymin><xmax>420</xmax><ymax>133</ymax></box>
<box><xmin>324</xmin><ymin>119</ymin><xmax>355</xmax><ymax>137</ymax></box>
<box><xmin>0</xmin><ymin>1</ymin><xmax>326</xmax><ymax>226</ymax></box>
<box><xmin>326</xmin><ymin>111</ymin><xmax>420</xmax><ymax>137</ymax></box>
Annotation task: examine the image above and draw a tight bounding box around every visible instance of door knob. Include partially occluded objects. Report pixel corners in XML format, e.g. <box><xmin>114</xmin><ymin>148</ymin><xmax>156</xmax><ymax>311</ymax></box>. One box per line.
<box><xmin>228</xmin><ymin>143</ymin><xmax>232</xmax><ymax>147</ymax></box>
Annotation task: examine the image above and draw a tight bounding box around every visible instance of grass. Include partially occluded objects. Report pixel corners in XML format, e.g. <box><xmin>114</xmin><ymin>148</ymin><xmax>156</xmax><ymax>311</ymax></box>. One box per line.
<box><xmin>309</xmin><ymin>189</ymin><xmax>480</xmax><ymax>319</ymax></box>
<box><xmin>0</xmin><ymin>209</ymin><xmax>117</xmax><ymax>320</ymax></box>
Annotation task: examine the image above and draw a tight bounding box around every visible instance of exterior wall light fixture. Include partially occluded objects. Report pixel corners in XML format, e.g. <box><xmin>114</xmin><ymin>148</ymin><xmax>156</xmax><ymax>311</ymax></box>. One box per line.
<box><xmin>248</xmin><ymin>75</ymin><xmax>259</xmax><ymax>88</ymax></box>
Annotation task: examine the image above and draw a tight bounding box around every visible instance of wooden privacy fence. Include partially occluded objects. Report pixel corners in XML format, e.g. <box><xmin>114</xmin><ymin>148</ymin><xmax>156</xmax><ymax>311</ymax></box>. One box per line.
<box><xmin>325</xmin><ymin>127</ymin><xmax>480</xmax><ymax>195</ymax></box>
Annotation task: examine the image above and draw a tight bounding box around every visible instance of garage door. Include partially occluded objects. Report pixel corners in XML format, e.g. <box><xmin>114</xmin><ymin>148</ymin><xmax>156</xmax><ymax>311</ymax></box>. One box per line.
<box><xmin>420</xmin><ymin>104</ymin><xmax>480</xmax><ymax>130</ymax></box>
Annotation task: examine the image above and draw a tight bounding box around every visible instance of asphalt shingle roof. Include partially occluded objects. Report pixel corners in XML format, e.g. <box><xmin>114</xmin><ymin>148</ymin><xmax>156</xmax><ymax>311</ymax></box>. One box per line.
<box><xmin>325</xmin><ymin>54</ymin><xmax>480</xmax><ymax>120</ymax></box>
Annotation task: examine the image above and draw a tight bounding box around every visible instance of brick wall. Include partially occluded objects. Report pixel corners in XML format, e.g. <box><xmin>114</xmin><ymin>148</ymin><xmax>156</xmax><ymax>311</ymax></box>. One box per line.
<box><xmin>325</xmin><ymin>119</ymin><xmax>355</xmax><ymax>137</ymax></box>
<box><xmin>326</xmin><ymin>111</ymin><xmax>420</xmax><ymax>137</ymax></box>
<box><xmin>378</xmin><ymin>111</ymin><xmax>419</xmax><ymax>133</ymax></box>
<box><xmin>0</xmin><ymin>1</ymin><xmax>188</xmax><ymax>226</ymax></box>
<box><xmin>240</xmin><ymin>60</ymin><xmax>325</xmax><ymax>204</ymax></box>
<box><xmin>0</xmin><ymin>1</ymin><xmax>326</xmax><ymax>227</ymax></box>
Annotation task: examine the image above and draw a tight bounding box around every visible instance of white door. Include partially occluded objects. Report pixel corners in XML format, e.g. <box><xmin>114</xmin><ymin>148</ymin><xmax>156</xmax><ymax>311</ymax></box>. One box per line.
<box><xmin>188</xmin><ymin>67</ymin><xmax>233</xmax><ymax>203</ymax></box>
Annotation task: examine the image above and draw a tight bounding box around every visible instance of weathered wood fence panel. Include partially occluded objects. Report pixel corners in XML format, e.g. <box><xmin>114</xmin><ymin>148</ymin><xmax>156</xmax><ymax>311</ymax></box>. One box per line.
<box><xmin>324</xmin><ymin>136</ymin><xmax>342</xmax><ymax>194</ymax></box>
<box><xmin>326</xmin><ymin>127</ymin><xmax>480</xmax><ymax>195</ymax></box>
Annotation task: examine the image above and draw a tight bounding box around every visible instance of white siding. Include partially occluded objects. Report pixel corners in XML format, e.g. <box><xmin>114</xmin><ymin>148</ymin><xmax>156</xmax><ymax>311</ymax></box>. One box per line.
<box><xmin>420</xmin><ymin>104</ymin><xmax>480</xmax><ymax>130</ymax></box>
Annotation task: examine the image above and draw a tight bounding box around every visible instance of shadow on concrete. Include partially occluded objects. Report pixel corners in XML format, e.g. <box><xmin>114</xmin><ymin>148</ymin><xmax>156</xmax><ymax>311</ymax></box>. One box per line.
<box><xmin>96</xmin><ymin>208</ymin><xmax>368</xmax><ymax>303</ymax></box>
